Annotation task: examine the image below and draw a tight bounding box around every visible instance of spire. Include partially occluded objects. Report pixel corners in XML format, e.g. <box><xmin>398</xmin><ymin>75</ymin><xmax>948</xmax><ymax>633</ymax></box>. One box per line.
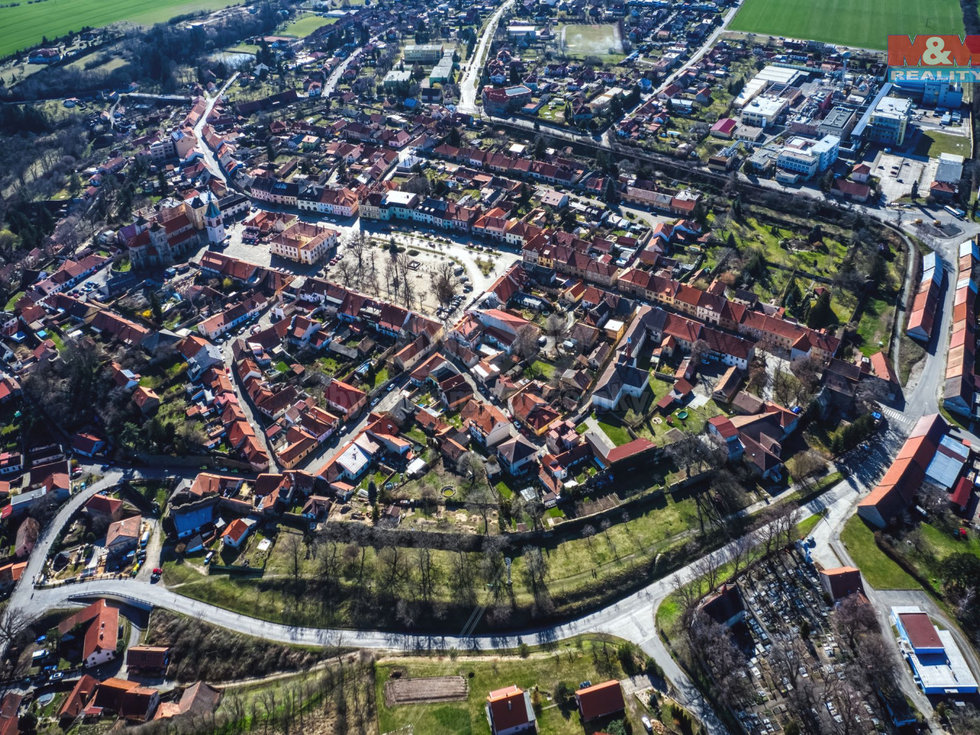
<box><xmin>205</xmin><ymin>192</ymin><xmax>221</xmax><ymax>219</ymax></box>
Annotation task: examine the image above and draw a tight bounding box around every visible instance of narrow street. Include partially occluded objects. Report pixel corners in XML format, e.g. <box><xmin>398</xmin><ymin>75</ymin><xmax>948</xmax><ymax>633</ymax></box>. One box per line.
<box><xmin>192</xmin><ymin>71</ymin><xmax>240</xmax><ymax>184</ymax></box>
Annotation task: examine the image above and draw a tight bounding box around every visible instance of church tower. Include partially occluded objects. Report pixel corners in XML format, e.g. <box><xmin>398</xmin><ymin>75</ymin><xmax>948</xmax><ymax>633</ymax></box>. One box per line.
<box><xmin>205</xmin><ymin>194</ymin><xmax>225</xmax><ymax>244</ymax></box>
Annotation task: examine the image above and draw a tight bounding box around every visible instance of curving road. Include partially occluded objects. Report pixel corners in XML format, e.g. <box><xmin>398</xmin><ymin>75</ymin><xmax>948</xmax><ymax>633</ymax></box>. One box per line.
<box><xmin>17</xmin><ymin>475</ymin><xmax>891</xmax><ymax>734</ymax></box>
<box><xmin>7</xmin><ymin>229</ymin><xmax>963</xmax><ymax>735</ymax></box>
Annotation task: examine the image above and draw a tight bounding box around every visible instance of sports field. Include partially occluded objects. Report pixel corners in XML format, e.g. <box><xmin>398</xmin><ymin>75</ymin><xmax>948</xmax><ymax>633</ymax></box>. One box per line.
<box><xmin>729</xmin><ymin>0</ymin><xmax>963</xmax><ymax>50</ymax></box>
<box><xmin>0</xmin><ymin>0</ymin><xmax>242</xmax><ymax>59</ymax></box>
<box><xmin>277</xmin><ymin>12</ymin><xmax>337</xmax><ymax>38</ymax></box>
<box><xmin>560</xmin><ymin>23</ymin><xmax>623</xmax><ymax>58</ymax></box>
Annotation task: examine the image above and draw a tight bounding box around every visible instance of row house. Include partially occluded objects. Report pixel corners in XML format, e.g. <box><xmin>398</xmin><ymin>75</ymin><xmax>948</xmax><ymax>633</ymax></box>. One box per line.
<box><xmin>297</xmin><ymin>185</ymin><xmax>360</xmax><ymax>217</ymax></box>
<box><xmin>197</xmin><ymin>295</ymin><xmax>266</xmax><ymax>340</ymax></box>
<box><xmin>29</xmin><ymin>255</ymin><xmax>108</xmax><ymax>299</ymax></box>
<box><xmin>619</xmin><ymin>270</ymin><xmax>838</xmax><ymax>362</ymax></box>
<box><xmin>250</xmin><ymin>177</ymin><xmax>300</xmax><ymax>207</ymax></box>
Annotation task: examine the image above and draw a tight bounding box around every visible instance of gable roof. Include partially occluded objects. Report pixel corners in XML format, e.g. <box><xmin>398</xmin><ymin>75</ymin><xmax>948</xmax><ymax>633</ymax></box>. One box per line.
<box><xmin>486</xmin><ymin>686</ymin><xmax>532</xmax><ymax>733</ymax></box>
<box><xmin>575</xmin><ymin>680</ymin><xmax>625</xmax><ymax>721</ymax></box>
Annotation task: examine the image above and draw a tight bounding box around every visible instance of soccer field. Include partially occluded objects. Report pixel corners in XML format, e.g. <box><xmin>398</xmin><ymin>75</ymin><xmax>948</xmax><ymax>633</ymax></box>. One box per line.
<box><xmin>0</xmin><ymin>0</ymin><xmax>241</xmax><ymax>60</ymax></box>
<box><xmin>560</xmin><ymin>23</ymin><xmax>623</xmax><ymax>58</ymax></box>
<box><xmin>729</xmin><ymin>0</ymin><xmax>963</xmax><ymax>51</ymax></box>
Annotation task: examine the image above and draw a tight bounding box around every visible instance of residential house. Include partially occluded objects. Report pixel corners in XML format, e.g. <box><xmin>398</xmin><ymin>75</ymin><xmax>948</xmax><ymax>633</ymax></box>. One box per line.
<box><xmin>485</xmin><ymin>685</ymin><xmax>536</xmax><ymax>735</ymax></box>
<box><xmin>58</xmin><ymin>600</ymin><xmax>120</xmax><ymax>668</ymax></box>
<box><xmin>106</xmin><ymin>515</ymin><xmax>142</xmax><ymax>556</ymax></box>
<box><xmin>575</xmin><ymin>680</ymin><xmax>625</xmax><ymax>722</ymax></box>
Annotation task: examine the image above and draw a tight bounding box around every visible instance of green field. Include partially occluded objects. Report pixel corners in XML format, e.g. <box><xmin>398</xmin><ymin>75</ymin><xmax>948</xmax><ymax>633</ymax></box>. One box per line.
<box><xmin>729</xmin><ymin>0</ymin><xmax>964</xmax><ymax>50</ymax></box>
<box><xmin>913</xmin><ymin>129</ymin><xmax>974</xmax><ymax>159</ymax></box>
<box><xmin>0</xmin><ymin>0</ymin><xmax>242</xmax><ymax>59</ymax></box>
<box><xmin>277</xmin><ymin>12</ymin><xmax>337</xmax><ymax>38</ymax></box>
<box><xmin>560</xmin><ymin>23</ymin><xmax>623</xmax><ymax>58</ymax></box>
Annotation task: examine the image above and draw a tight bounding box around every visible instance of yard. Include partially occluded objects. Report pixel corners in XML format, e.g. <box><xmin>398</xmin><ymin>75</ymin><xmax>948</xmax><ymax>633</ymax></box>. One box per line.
<box><xmin>729</xmin><ymin>0</ymin><xmax>963</xmax><ymax>50</ymax></box>
<box><xmin>853</xmin><ymin>295</ymin><xmax>895</xmax><ymax>355</ymax></box>
<box><xmin>376</xmin><ymin>636</ymin><xmax>646</xmax><ymax>735</ymax></box>
<box><xmin>913</xmin><ymin>129</ymin><xmax>973</xmax><ymax>159</ymax></box>
<box><xmin>882</xmin><ymin>521</ymin><xmax>980</xmax><ymax>591</ymax></box>
<box><xmin>839</xmin><ymin>515</ymin><xmax>920</xmax><ymax>590</ymax></box>
<box><xmin>0</xmin><ymin>0</ymin><xmax>246</xmax><ymax>58</ymax></box>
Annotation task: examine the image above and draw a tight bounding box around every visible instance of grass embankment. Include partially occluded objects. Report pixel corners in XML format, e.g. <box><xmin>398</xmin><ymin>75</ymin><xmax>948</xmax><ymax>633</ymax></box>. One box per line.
<box><xmin>839</xmin><ymin>515</ymin><xmax>919</xmax><ymax>590</ymax></box>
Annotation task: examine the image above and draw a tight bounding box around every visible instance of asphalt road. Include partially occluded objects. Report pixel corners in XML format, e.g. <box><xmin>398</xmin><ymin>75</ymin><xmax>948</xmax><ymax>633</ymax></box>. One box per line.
<box><xmin>458</xmin><ymin>0</ymin><xmax>515</xmax><ymax>115</ymax></box>
<box><xmin>192</xmin><ymin>72</ymin><xmax>239</xmax><ymax>184</ymax></box>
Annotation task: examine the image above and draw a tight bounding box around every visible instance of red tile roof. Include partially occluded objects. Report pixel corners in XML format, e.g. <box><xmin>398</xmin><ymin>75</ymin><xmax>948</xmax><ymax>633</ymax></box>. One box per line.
<box><xmin>575</xmin><ymin>680</ymin><xmax>625</xmax><ymax>721</ymax></box>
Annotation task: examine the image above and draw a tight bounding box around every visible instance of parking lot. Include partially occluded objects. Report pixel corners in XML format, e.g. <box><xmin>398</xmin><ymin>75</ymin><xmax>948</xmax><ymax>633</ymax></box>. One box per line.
<box><xmin>872</xmin><ymin>152</ymin><xmax>931</xmax><ymax>204</ymax></box>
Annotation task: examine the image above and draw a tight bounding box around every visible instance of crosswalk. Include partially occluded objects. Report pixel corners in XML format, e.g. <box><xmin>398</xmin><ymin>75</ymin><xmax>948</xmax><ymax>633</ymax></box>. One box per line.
<box><xmin>879</xmin><ymin>406</ymin><xmax>916</xmax><ymax>430</ymax></box>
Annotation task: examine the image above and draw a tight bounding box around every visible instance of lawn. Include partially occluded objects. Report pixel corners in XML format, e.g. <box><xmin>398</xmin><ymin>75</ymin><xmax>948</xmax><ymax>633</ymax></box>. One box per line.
<box><xmin>596</xmin><ymin>419</ymin><xmax>632</xmax><ymax>446</ymax></box>
<box><xmin>376</xmin><ymin>637</ymin><xmax>643</xmax><ymax>735</ymax></box>
<box><xmin>729</xmin><ymin>0</ymin><xmax>963</xmax><ymax>50</ymax></box>
<box><xmin>277</xmin><ymin>12</ymin><xmax>337</xmax><ymax>38</ymax></box>
<box><xmin>918</xmin><ymin>522</ymin><xmax>980</xmax><ymax>561</ymax></box>
<box><xmin>840</xmin><ymin>515</ymin><xmax>919</xmax><ymax>590</ymax></box>
<box><xmin>560</xmin><ymin>23</ymin><xmax>623</xmax><ymax>59</ymax></box>
<box><xmin>854</xmin><ymin>295</ymin><xmax>895</xmax><ymax>355</ymax></box>
<box><xmin>371</xmin><ymin>366</ymin><xmax>390</xmax><ymax>389</ymax></box>
<box><xmin>0</xmin><ymin>0</ymin><xmax>245</xmax><ymax>59</ymax></box>
<box><xmin>913</xmin><ymin>129</ymin><xmax>973</xmax><ymax>159</ymax></box>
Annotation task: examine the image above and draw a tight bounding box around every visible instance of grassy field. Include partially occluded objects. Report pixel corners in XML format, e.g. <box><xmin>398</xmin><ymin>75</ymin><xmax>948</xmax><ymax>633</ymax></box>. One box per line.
<box><xmin>376</xmin><ymin>637</ymin><xmax>646</xmax><ymax>735</ymax></box>
<box><xmin>913</xmin><ymin>129</ymin><xmax>973</xmax><ymax>159</ymax></box>
<box><xmin>163</xmin><ymin>492</ymin><xmax>702</xmax><ymax>630</ymax></box>
<box><xmin>0</xmin><ymin>0</ymin><xmax>243</xmax><ymax>59</ymax></box>
<box><xmin>277</xmin><ymin>12</ymin><xmax>337</xmax><ymax>38</ymax></box>
<box><xmin>840</xmin><ymin>515</ymin><xmax>920</xmax><ymax>590</ymax></box>
<box><xmin>560</xmin><ymin>23</ymin><xmax>623</xmax><ymax>59</ymax></box>
<box><xmin>729</xmin><ymin>0</ymin><xmax>963</xmax><ymax>50</ymax></box>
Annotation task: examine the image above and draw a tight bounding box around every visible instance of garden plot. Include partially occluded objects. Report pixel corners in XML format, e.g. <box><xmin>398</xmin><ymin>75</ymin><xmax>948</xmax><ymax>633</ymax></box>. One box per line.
<box><xmin>384</xmin><ymin>675</ymin><xmax>468</xmax><ymax>706</ymax></box>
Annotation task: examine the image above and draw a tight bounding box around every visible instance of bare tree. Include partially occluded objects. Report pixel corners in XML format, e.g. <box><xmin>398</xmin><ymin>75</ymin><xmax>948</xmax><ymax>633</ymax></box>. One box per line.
<box><xmin>429</xmin><ymin>260</ymin><xmax>458</xmax><ymax>309</ymax></box>
<box><xmin>728</xmin><ymin>532</ymin><xmax>754</xmax><ymax>579</ymax></box>
<box><xmin>544</xmin><ymin>311</ymin><xmax>566</xmax><ymax>339</ymax></box>
<box><xmin>688</xmin><ymin>614</ymin><xmax>751</xmax><ymax>707</ymax></box>
<box><xmin>832</xmin><ymin>593</ymin><xmax>879</xmax><ymax>648</ymax></box>
<box><xmin>581</xmin><ymin>523</ymin><xmax>596</xmax><ymax>548</ymax></box>
<box><xmin>281</xmin><ymin>532</ymin><xmax>304</xmax><ymax>583</ymax></box>
<box><xmin>747</xmin><ymin>355</ymin><xmax>769</xmax><ymax>396</ymax></box>
<box><xmin>512</xmin><ymin>324</ymin><xmax>542</xmax><ymax>361</ymax></box>
<box><xmin>521</xmin><ymin>545</ymin><xmax>548</xmax><ymax>593</ymax></box>
<box><xmin>690</xmin><ymin>550</ymin><xmax>724</xmax><ymax>592</ymax></box>
<box><xmin>414</xmin><ymin>546</ymin><xmax>439</xmax><ymax>603</ymax></box>
<box><xmin>788</xmin><ymin>450</ymin><xmax>827</xmax><ymax>490</ymax></box>
<box><xmin>689</xmin><ymin>338</ymin><xmax>710</xmax><ymax>365</ymax></box>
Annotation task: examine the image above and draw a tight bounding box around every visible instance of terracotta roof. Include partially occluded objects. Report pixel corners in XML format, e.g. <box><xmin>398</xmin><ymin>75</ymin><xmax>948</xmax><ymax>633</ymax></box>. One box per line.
<box><xmin>575</xmin><ymin>680</ymin><xmax>625</xmax><ymax>721</ymax></box>
<box><xmin>486</xmin><ymin>686</ymin><xmax>531</xmax><ymax>733</ymax></box>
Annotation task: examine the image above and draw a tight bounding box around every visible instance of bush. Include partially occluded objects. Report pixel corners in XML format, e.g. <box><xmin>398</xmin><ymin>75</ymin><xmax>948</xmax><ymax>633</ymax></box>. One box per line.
<box><xmin>518</xmin><ymin>642</ymin><xmax>530</xmax><ymax>658</ymax></box>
